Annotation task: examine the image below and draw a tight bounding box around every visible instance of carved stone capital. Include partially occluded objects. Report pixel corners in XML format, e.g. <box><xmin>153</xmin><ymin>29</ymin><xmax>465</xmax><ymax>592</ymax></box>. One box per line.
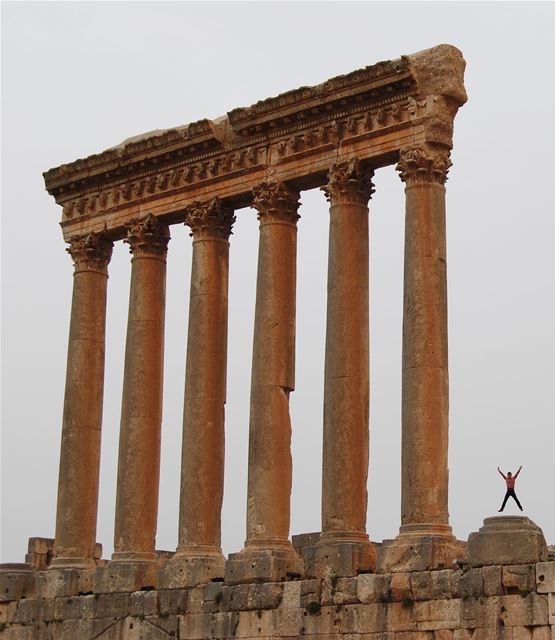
<box><xmin>251</xmin><ymin>181</ymin><xmax>300</xmax><ymax>225</ymax></box>
<box><xmin>322</xmin><ymin>158</ymin><xmax>375</xmax><ymax>205</ymax></box>
<box><xmin>124</xmin><ymin>213</ymin><xmax>170</xmax><ymax>258</ymax></box>
<box><xmin>67</xmin><ymin>231</ymin><xmax>113</xmax><ymax>274</ymax></box>
<box><xmin>396</xmin><ymin>145</ymin><xmax>452</xmax><ymax>185</ymax></box>
<box><xmin>185</xmin><ymin>197</ymin><xmax>235</xmax><ymax>240</ymax></box>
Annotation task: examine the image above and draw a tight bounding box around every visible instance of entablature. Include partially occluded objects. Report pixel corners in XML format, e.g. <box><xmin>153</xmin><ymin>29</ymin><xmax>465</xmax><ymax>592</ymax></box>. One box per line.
<box><xmin>43</xmin><ymin>44</ymin><xmax>466</xmax><ymax>241</ymax></box>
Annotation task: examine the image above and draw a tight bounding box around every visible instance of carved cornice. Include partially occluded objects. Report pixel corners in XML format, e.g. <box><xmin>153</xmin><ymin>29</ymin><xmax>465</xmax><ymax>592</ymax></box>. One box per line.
<box><xmin>124</xmin><ymin>213</ymin><xmax>170</xmax><ymax>258</ymax></box>
<box><xmin>252</xmin><ymin>181</ymin><xmax>300</xmax><ymax>225</ymax></box>
<box><xmin>43</xmin><ymin>45</ymin><xmax>466</xmax><ymax>239</ymax></box>
<box><xmin>396</xmin><ymin>145</ymin><xmax>451</xmax><ymax>185</ymax></box>
<box><xmin>184</xmin><ymin>197</ymin><xmax>235</xmax><ymax>241</ymax></box>
<box><xmin>67</xmin><ymin>231</ymin><xmax>113</xmax><ymax>274</ymax></box>
<box><xmin>322</xmin><ymin>158</ymin><xmax>375</xmax><ymax>206</ymax></box>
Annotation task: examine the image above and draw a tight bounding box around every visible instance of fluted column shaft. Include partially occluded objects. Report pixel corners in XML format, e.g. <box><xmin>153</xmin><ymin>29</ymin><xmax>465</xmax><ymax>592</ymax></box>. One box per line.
<box><xmin>159</xmin><ymin>198</ymin><xmax>234</xmax><ymax>589</ymax></box>
<box><xmin>398</xmin><ymin>145</ymin><xmax>451</xmax><ymax>533</ymax></box>
<box><xmin>312</xmin><ymin>159</ymin><xmax>376</xmax><ymax>577</ymax></box>
<box><xmin>112</xmin><ymin>214</ymin><xmax>170</xmax><ymax>564</ymax></box>
<box><xmin>52</xmin><ymin>232</ymin><xmax>113</xmax><ymax>569</ymax></box>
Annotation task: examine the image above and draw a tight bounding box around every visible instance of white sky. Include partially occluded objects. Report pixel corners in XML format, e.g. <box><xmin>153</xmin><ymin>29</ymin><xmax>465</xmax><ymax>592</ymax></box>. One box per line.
<box><xmin>1</xmin><ymin>1</ymin><xmax>554</xmax><ymax>564</ymax></box>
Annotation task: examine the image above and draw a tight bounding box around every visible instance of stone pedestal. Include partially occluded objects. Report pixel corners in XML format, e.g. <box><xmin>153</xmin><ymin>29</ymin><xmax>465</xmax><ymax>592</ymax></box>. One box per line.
<box><xmin>37</xmin><ymin>567</ymin><xmax>95</xmax><ymax>598</ymax></box>
<box><xmin>468</xmin><ymin>516</ymin><xmax>548</xmax><ymax>567</ymax></box>
<box><xmin>103</xmin><ymin>214</ymin><xmax>170</xmax><ymax>592</ymax></box>
<box><xmin>51</xmin><ymin>232</ymin><xmax>113</xmax><ymax>571</ymax></box>
<box><xmin>313</xmin><ymin>159</ymin><xmax>376</xmax><ymax>578</ymax></box>
<box><xmin>224</xmin><ymin>182</ymin><xmax>303</xmax><ymax>585</ymax></box>
<box><xmin>0</xmin><ymin>564</ymin><xmax>36</xmax><ymax>601</ymax></box>
<box><xmin>159</xmin><ymin>198</ymin><xmax>234</xmax><ymax>589</ymax></box>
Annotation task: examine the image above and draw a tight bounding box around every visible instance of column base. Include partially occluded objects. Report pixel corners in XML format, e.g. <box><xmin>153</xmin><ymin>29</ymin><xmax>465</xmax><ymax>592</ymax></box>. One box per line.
<box><xmin>306</xmin><ymin>531</ymin><xmax>376</xmax><ymax>578</ymax></box>
<box><xmin>376</xmin><ymin>523</ymin><xmax>463</xmax><ymax>573</ymax></box>
<box><xmin>158</xmin><ymin>547</ymin><xmax>225</xmax><ymax>588</ymax></box>
<box><xmin>467</xmin><ymin>516</ymin><xmax>547</xmax><ymax>567</ymax></box>
<box><xmin>225</xmin><ymin>541</ymin><xmax>304</xmax><ymax>585</ymax></box>
<box><xmin>95</xmin><ymin>553</ymin><xmax>159</xmax><ymax>593</ymax></box>
<box><xmin>38</xmin><ymin>566</ymin><xmax>95</xmax><ymax>597</ymax></box>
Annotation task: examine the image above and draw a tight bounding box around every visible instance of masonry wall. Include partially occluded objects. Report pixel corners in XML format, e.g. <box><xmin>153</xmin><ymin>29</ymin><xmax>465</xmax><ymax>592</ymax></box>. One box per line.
<box><xmin>2</xmin><ymin>561</ymin><xmax>554</xmax><ymax>639</ymax></box>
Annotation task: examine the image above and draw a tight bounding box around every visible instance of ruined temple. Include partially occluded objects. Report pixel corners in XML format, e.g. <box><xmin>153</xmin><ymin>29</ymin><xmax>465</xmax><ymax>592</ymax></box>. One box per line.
<box><xmin>1</xmin><ymin>44</ymin><xmax>553</xmax><ymax>640</ymax></box>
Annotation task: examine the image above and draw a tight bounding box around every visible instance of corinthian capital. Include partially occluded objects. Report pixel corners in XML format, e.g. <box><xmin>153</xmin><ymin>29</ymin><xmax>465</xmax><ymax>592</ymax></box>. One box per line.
<box><xmin>322</xmin><ymin>158</ymin><xmax>375</xmax><ymax>206</ymax></box>
<box><xmin>67</xmin><ymin>231</ymin><xmax>113</xmax><ymax>274</ymax></box>
<box><xmin>185</xmin><ymin>197</ymin><xmax>235</xmax><ymax>240</ymax></box>
<box><xmin>125</xmin><ymin>213</ymin><xmax>170</xmax><ymax>258</ymax></box>
<box><xmin>252</xmin><ymin>181</ymin><xmax>300</xmax><ymax>225</ymax></box>
<box><xmin>396</xmin><ymin>145</ymin><xmax>452</xmax><ymax>185</ymax></box>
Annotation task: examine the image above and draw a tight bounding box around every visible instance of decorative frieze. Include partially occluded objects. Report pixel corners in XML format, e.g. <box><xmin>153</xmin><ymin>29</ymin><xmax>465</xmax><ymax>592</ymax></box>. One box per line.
<box><xmin>66</xmin><ymin>231</ymin><xmax>113</xmax><ymax>274</ymax></box>
<box><xmin>184</xmin><ymin>197</ymin><xmax>235</xmax><ymax>241</ymax></box>
<box><xmin>124</xmin><ymin>213</ymin><xmax>170</xmax><ymax>258</ymax></box>
<box><xmin>322</xmin><ymin>158</ymin><xmax>375</xmax><ymax>206</ymax></box>
<box><xmin>396</xmin><ymin>145</ymin><xmax>452</xmax><ymax>185</ymax></box>
<box><xmin>252</xmin><ymin>181</ymin><xmax>300</xmax><ymax>225</ymax></box>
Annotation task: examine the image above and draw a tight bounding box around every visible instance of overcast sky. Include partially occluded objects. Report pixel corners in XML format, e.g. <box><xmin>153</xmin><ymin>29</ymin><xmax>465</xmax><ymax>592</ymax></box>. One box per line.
<box><xmin>2</xmin><ymin>1</ymin><xmax>554</xmax><ymax>564</ymax></box>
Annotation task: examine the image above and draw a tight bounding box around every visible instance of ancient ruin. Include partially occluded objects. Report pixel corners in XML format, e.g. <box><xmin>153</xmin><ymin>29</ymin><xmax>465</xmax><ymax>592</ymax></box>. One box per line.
<box><xmin>2</xmin><ymin>44</ymin><xmax>553</xmax><ymax>640</ymax></box>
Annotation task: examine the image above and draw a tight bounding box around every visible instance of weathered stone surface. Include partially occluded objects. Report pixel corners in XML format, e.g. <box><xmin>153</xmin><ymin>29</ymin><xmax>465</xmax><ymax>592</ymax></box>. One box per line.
<box><xmin>95</xmin><ymin>561</ymin><xmax>158</xmax><ymax>593</ymax></box>
<box><xmin>468</xmin><ymin>517</ymin><xmax>548</xmax><ymax>567</ymax></box>
<box><xmin>390</xmin><ymin>572</ymin><xmax>413</xmax><ymax>602</ymax></box>
<box><xmin>0</xmin><ymin>564</ymin><xmax>36</xmax><ymax>602</ymax></box>
<box><xmin>482</xmin><ymin>565</ymin><xmax>503</xmax><ymax>596</ymax></box>
<box><xmin>430</xmin><ymin>570</ymin><xmax>453</xmax><ymax>600</ymax></box>
<box><xmin>377</xmin><ymin>535</ymin><xmax>462</xmax><ymax>573</ymax></box>
<box><xmin>357</xmin><ymin>573</ymin><xmax>391</xmax><ymax>603</ymax></box>
<box><xmin>503</xmin><ymin>565</ymin><xmax>536</xmax><ymax>594</ymax></box>
<box><xmin>536</xmin><ymin>562</ymin><xmax>555</xmax><ymax>593</ymax></box>
<box><xmin>36</xmin><ymin>567</ymin><xmax>95</xmax><ymax>598</ymax></box>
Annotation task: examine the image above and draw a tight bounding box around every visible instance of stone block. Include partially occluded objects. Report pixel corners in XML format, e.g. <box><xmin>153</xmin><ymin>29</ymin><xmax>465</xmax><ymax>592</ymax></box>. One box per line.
<box><xmin>80</xmin><ymin>594</ymin><xmax>98</xmax><ymax>619</ymax></box>
<box><xmin>387</xmin><ymin>600</ymin><xmax>417</xmax><ymax>632</ymax></box>
<box><xmin>395</xmin><ymin>633</ymin><xmax>434</xmax><ymax>640</ymax></box>
<box><xmin>536</xmin><ymin>562</ymin><xmax>555</xmax><ymax>593</ymax></box>
<box><xmin>333</xmin><ymin>577</ymin><xmax>359</xmax><ymax>605</ymax></box>
<box><xmin>249</xmin><ymin>582</ymin><xmax>284</xmax><ymax>610</ymax></box>
<box><xmin>225</xmin><ymin>547</ymin><xmax>304</xmax><ymax>584</ymax></box>
<box><xmin>228</xmin><ymin>584</ymin><xmax>250</xmax><ymax>611</ymax></box>
<box><xmin>159</xmin><ymin>588</ymin><xmax>188</xmax><ymax>615</ymax></box>
<box><xmin>300</xmin><ymin>579</ymin><xmax>322</xmax><ymax>608</ymax></box>
<box><xmin>412</xmin><ymin>600</ymin><xmax>461</xmax><ymax>630</ymax></box>
<box><xmin>430</xmin><ymin>570</ymin><xmax>453</xmax><ymax>600</ymax></box>
<box><xmin>306</xmin><ymin>537</ymin><xmax>376</xmax><ymax>578</ymax></box>
<box><xmin>482</xmin><ymin>565</ymin><xmax>503</xmax><ymax>596</ymax></box>
<box><xmin>531</xmin><ymin>627</ymin><xmax>551</xmax><ymax>640</ymax></box>
<box><xmin>95</xmin><ymin>592</ymin><xmax>130</xmax><ymax>619</ymax></box>
<box><xmin>390</xmin><ymin>573</ymin><xmax>412</xmax><ymax>601</ymax></box>
<box><xmin>158</xmin><ymin>552</ymin><xmax>225</xmax><ymax>589</ymax></box>
<box><xmin>411</xmin><ymin>572</ymin><xmax>432</xmax><ymax>601</ymax></box>
<box><xmin>450</xmin><ymin>571</ymin><xmax>462</xmax><ymax>598</ymax></box>
<box><xmin>549</xmin><ymin>593</ymin><xmax>555</xmax><ymax>626</ymax></box>
<box><xmin>187</xmin><ymin>586</ymin><xmax>204</xmax><ymax>614</ymax></box>
<box><xmin>434</xmin><ymin>631</ymin><xmax>455</xmax><ymax>640</ymax></box>
<box><xmin>95</xmin><ymin>560</ymin><xmax>158</xmax><ymax>593</ymax></box>
<box><xmin>130</xmin><ymin>590</ymin><xmax>159</xmax><ymax>617</ymax></box>
<box><xmin>460</xmin><ymin>568</ymin><xmax>484</xmax><ymax>598</ymax></box>
<box><xmin>178</xmin><ymin>612</ymin><xmax>211</xmax><ymax>640</ymax></box>
<box><xmin>271</xmin><ymin>607</ymin><xmax>304</xmax><ymax>636</ymax></box>
<box><xmin>468</xmin><ymin>517</ymin><xmax>548</xmax><ymax>567</ymax></box>
<box><xmin>513</xmin><ymin>627</ymin><xmax>533</xmax><ymax>640</ymax></box>
<box><xmin>460</xmin><ymin>597</ymin><xmax>499</xmax><ymax>629</ymax></box>
<box><xmin>377</xmin><ymin>536</ymin><xmax>461</xmax><ymax>573</ymax></box>
<box><xmin>500</xmin><ymin>594</ymin><xmax>549</xmax><ymax>627</ymax></box>
<box><xmin>281</xmin><ymin>581</ymin><xmax>300</xmax><ymax>608</ymax></box>
<box><xmin>0</xmin><ymin>564</ymin><xmax>36</xmax><ymax>602</ymax></box>
<box><xmin>357</xmin><ymin>573</ymin><xmax>391</xmax><ymax>603</ymax></box>
<box><xmin>54</xmin><ymin>595</ymin><xmax>81</xmax><ymax>620</ymax></box>
<box><xmin>503</xmin><ymin>565</ymin><xmax>536</xmax><ymax>594</ymax></box>
<box><xmin>36</xmin><ymin>567</ymin><xmax>95</xmax><ymax>598</ymax></box>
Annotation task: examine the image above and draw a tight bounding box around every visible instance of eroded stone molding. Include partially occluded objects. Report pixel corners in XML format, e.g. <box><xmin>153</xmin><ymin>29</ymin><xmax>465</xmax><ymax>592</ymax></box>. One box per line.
<box><xmin>66</xmin><ymin>231</ymin><xmax>113</xmax><ymax>274</ymax></box>
<box><xmin>322</xmin><ymin>158</ymin><xmax>375</xmax><ymax>205</ymax></box>
<box><xmin>124</xmin><ymin>213</ymin><xmax>170</xmax><ymax>258</ymax></box>
<box><xmin>252</xmin><ymin>181</ymin><xmax>300</xmax><ymax>225</ymax></box>
<box><xmin>184</xmin><ymin>197</ymin><xmax>235</xmax><ymax>240</ymax></box>
<box><xmin>396</xmin><ymin>145</ymin><xmax>452</xmax><ymax>185</ymax></box>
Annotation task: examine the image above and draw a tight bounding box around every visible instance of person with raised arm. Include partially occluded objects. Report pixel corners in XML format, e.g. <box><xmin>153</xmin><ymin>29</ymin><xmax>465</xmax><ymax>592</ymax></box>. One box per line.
<box><xmin>497</xmin><ymin>465</ymin><xmax>523</xmax><ymax>512</ymax></box>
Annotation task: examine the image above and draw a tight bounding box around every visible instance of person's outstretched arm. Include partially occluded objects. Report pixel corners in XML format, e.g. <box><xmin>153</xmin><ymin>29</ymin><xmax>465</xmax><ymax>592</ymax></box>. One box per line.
<box><xmin>497</xmin><ymin>466</ymin><xmax>507</xmax><ymax>479</ymax></box>
<box><xmin>514</xmin><ymin>465</ymin><xmax>523</xmax><ymax>478</ymax></box>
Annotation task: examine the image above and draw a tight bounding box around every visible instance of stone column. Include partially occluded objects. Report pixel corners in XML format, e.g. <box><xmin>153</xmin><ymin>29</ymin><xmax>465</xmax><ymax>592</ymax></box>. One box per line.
<box><xmin>51</xmin><ymin>231</ymin><xmax>113</xmax><ymax>572</ymax></box>
<box><xmin>159</xmin><ymin>198</ymin><xmax>234</xmax><ymax>589</ymax></box>
<box><xmin>377</xmin><ymin>144</ymin><xmax>461</xmax><ymax>573</ymax></box>
<box><xmin>225</xmin><ymin>181</ymin><xmax>304</xmax><ymax>584</ymax></box>
<box><xmin>312</xmin><ymin>158</ymin><xmax>376</xmax><ymax>578</ymax></box>
<box><xmin>97</xmin><ymin>214</ymin><xmax>170</xmax><ymax>593</ymax></box>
